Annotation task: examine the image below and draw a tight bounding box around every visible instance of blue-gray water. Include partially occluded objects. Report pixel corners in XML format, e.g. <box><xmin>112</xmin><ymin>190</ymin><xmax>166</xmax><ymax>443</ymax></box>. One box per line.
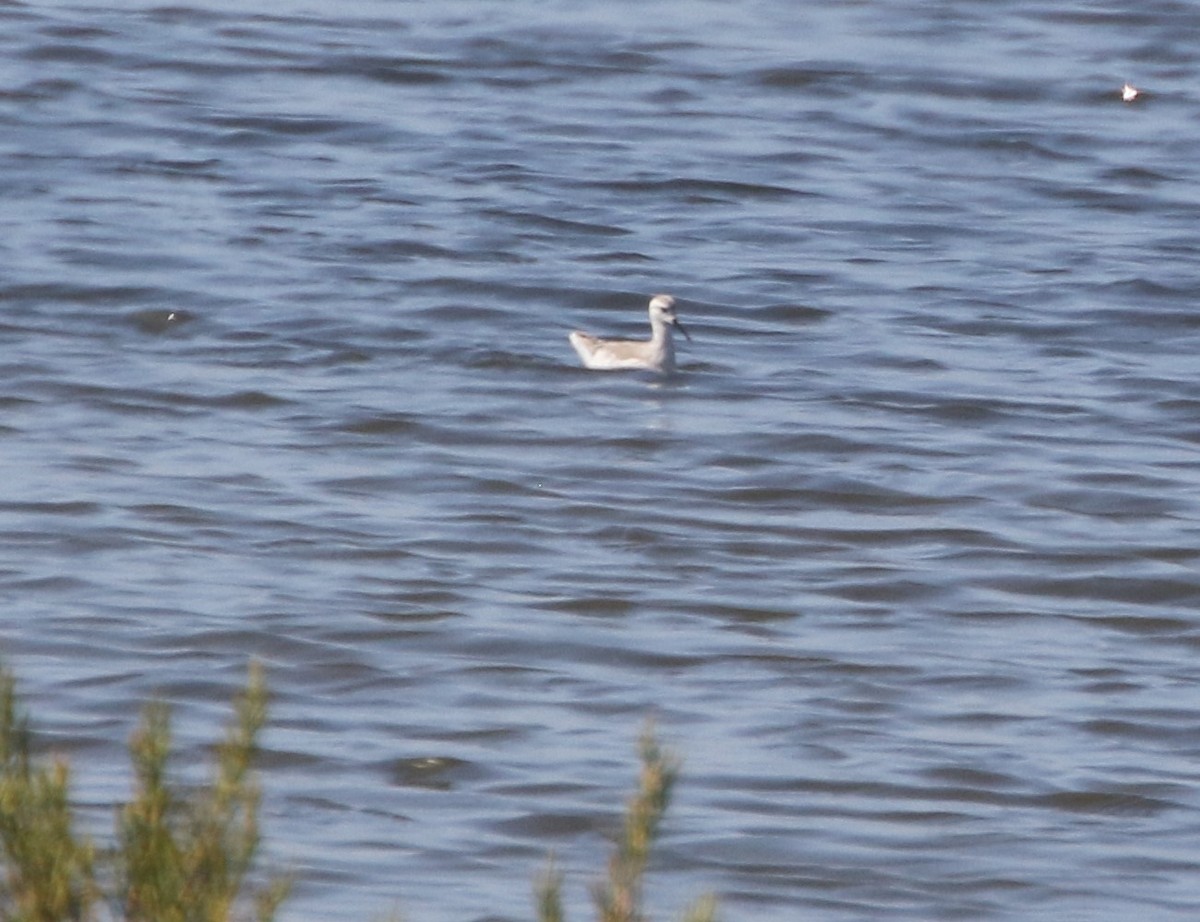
<box><xmin>2</xmin><ymin>1</ymin><xmax>1199</xmax><ymax>919</ymax></box>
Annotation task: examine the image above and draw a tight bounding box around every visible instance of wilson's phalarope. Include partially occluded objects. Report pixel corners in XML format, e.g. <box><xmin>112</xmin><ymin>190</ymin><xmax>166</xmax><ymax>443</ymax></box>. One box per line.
<box><xmin>568</xmin><ymin>294</ymin><xmax>691</xmax><ymax>372</ymax></box>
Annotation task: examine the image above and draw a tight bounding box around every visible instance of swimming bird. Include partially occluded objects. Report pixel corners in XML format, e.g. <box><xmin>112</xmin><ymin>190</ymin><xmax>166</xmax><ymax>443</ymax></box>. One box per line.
<box><xmin>568</xmin><ymin>294</ymin><xmax>691</xmax><ymax>372</ymax></box>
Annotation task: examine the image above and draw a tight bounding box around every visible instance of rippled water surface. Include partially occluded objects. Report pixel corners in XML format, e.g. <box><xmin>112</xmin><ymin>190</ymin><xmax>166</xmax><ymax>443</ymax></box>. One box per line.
<box><xmin>3</xmin><ymin>1</ymin><xmax>1200</xmax><ymax>919</ymax></box>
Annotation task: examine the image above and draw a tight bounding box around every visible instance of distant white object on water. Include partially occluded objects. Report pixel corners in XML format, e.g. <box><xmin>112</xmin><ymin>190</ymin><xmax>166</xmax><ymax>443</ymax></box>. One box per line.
<box><xmin>1122</xmin><ymin>82</ymin><xmax>1141</xmax><ymax>102</ymax></box>
<box><xmin>569</xmin><ymin>294</ymin><xmax>691</xmax><ymax>373</ymax></box>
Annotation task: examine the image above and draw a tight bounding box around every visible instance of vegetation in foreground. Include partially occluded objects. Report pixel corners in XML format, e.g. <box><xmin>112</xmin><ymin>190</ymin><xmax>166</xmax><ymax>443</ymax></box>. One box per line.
<box><xmin>0</xmin><ymin>662</ymin><xmax>287</xmax><ymax>922</ymax></box>
<box><xmin>536</xmin><ymin>725</ymin><xmax>716</xmax><ymax>922</ymax></box>
<box><xmin>0</xmin><ymin>662</ymin><xmax>714</xmax><ymax>922</ymax></box>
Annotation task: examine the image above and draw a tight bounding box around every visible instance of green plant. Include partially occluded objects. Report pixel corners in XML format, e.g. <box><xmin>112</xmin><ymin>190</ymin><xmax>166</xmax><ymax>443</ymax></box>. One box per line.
<box><xmin>118</xmin><ymin>661</ymin><xmax>288</xmax><ymax>922</ymax></box>
<box><xmin>1</xmin><ymin>662</ymin><xmax>713</xmax><ymax>922</ymax></box>
<box><xmin>0</xmin><ymin>663</ymin><xmax>286</xmax><ymax>922</ymax></box>
<box><xmin>0</xmin><ymin>671</ymin><xmax>98</xmax><ymax>922</ymax></box>
<box><xmin>536</xmin><ymin>726</ymin><xmax>717</xmax><ymax>922</ymax></box>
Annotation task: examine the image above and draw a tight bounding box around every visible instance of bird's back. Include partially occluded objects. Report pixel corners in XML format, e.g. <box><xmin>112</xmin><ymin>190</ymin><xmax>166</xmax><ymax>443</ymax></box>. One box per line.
<box><xmin>569</xmin><ymin>330</ymin><xmax>668</xmax><ymax>371</ymax></box>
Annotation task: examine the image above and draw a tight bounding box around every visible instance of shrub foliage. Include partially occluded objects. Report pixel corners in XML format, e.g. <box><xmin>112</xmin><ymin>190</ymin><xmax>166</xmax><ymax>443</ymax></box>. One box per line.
<box><xmin>0</xmin><ymin>664</ymin><xmax>713</xmax><ymax>922</ymax></box>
